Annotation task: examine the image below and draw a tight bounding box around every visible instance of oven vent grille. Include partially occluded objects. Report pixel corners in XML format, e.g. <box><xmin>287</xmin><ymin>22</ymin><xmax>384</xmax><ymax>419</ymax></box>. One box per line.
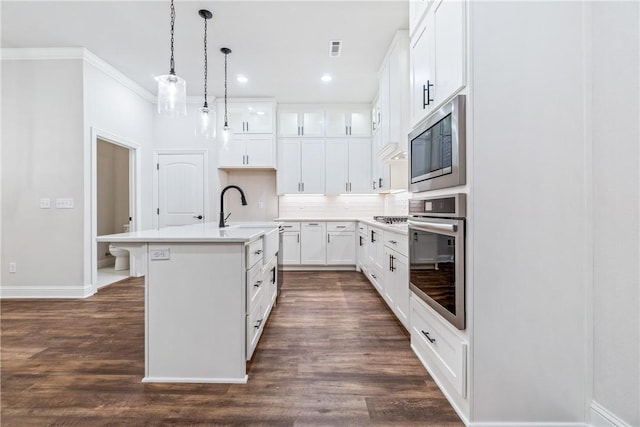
<box><xmin>329</xmin><ymin>40</ymin><xmax>342</xmax><ymax>57</ymax></box>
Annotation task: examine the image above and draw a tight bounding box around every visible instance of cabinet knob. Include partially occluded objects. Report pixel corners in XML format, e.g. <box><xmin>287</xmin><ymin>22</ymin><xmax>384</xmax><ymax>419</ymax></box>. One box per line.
<box><xmin>255</xmin><ymin>249</ymin><xmax>263</xmax><ymax>255</ymax></box>
<box><xmin>254</xmin><ymin>280</ymin><xmax>263</xmax><ymax>288</ymax></box>
<box><xmin>254</xmin><ymin>319</ymin><xmax>263</xmax><ymax>329</ymax></box>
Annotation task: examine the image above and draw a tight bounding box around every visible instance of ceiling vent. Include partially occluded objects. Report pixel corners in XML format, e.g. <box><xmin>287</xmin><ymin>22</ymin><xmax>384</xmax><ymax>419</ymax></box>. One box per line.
<box><xmin>329</xmin><ymin>40</ymin><xmax>342</xmax><ymax>57</ymax></box>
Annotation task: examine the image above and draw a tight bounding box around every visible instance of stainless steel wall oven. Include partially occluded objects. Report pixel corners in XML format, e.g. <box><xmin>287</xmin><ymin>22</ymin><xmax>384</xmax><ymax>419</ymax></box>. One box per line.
<box><xmin>408</xmin><ymin>194</ymin><xmax>466</xmax><ymax>330</ymax></box>
<box><xmin>409</xmin><ymin>95</ymin><xmax>466</xmax><ymax>193</ymax></box>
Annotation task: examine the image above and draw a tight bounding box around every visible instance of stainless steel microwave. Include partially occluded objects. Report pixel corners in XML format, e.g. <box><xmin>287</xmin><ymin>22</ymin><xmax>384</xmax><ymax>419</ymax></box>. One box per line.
<box><xmin>409</xmin><ymin>95</ymin><xmax>466</xmax><ymax>193</ymax></box>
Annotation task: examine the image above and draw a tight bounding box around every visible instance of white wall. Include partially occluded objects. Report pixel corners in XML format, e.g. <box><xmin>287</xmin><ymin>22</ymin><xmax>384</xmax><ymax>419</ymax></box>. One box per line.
<box><xmin>590</xmin><ymin>2</ymin><xmax>639</xmax><ymax>425</ymax></box>
<box><xmin>470</xmin><ymin>1</ymin><xmax>587</xmax><ymax>422</ymax></box>
<box><xmin>1</xmin><ymin>58</ymin><xmax>85</xmax><ymax>294</ymax></box>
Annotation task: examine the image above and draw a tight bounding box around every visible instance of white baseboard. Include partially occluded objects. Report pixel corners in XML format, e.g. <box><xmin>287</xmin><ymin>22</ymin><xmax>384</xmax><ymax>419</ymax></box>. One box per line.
<box><xmin>142</xmin><ymin>375</ymin><xmax>248</xmax><ymax>384</ymax></box>
<box><xmin>282</xmin><ymin>266</ymin><xmax>356</xmax><ymax>271</ymax></box>
<box><xmin>590</xmin><ymin>401</ymin><xmax>630</xmax><ymax>427</ymax></box>
<box><xmin>470</xmin><ymin>423</ymin><xmax>587</xmax><ymax>427</ymax></box>
<box><xmin>1</xmin><ymin>284</ymin><xmax>94</xmax><ymax>298</ymax></box>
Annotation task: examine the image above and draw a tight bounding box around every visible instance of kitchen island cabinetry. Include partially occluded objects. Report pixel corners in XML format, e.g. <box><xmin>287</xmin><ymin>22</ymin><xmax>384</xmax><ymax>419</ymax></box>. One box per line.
<box><xmin>97</xmin><ymin>223</ymin><xmax>279</xmax><ymax>384</ymax></box>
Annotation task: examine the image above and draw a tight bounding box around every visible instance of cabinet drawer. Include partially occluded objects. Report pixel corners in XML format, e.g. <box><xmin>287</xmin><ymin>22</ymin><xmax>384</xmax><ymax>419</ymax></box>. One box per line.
<box><xmin>246</xmin><ymin>301</ymin><xmax>265</xmax><ymax>360</ymax></box>
<box><xmin>327</xmin><ymin>221</ymin><xmax>355</xmax><ymax>232</ymax></box>
<box><xmin>369</xmin><ymin>266</ymin><xmax>384</xmax><ymax>295</ymax></box>
<box><xmin>279</xmin><ymin>222</ymin><xmax>301</xmax><ymax>232</ymax></box>
<box><xmin>246</xmin><ymin>260</ymin><xmax>264</xmax><ymax>314</ymax></box>
<box><xmin>410</xmin><ymin>295</ymin><xmax>467</xmax><ymax>397</ymax></box>
<box><xmin>384</xmin><ymin>231</ymin><xmax>408</xmax><ymax>257</ymax></box>
<box><xmin>358</xmin><ymin>222</ymin><xmax>368</xmax><ymax>233</ymax></box>
<box><xmin>246</xmin><ymin>238</ymin><xmax>264</xmax><ymax>268</ymax></box>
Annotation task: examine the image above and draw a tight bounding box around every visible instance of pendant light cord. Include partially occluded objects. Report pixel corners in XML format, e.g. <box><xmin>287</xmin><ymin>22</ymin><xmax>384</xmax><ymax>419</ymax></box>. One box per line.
<box><xmin>203</xmin><ymin>18</ymin><xmax>208</xmax><ymax>107</ymax></box>
<box><xmin>169</xmin><ymin>0</ymin><xmax>176</xmax><ymax>75</ymax></box>
<box><xmin>224</xmin><ymin>51</ymin><xmax>228</xmax><ymax>126</ymax></box>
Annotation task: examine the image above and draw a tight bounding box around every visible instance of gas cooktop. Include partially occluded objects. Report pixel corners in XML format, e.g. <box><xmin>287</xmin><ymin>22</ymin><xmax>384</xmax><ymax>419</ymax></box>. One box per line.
<box><xmin>373</xmin><ymin>216</ymin><xmax>408</xmax><ymax>225</ymax></box>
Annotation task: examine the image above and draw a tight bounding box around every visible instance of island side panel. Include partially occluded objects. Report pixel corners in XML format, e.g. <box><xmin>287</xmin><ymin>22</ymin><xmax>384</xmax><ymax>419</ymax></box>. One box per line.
<box><xmin>145</xmin><ymin>242</ymin><xmax>246</xmax><ymax>382</ymax></box>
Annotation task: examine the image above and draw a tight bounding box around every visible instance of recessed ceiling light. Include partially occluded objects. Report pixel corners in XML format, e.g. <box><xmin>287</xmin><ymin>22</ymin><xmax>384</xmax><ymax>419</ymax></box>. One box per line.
<box><xmin>237</xmin><ymin>75</ymin><xmax>248</xmax><ymax>83</ymax></box>
<box><xmin>321</xmin><ymin>74</ymin><xmax>332</xmax><ymax>83</ymax></box>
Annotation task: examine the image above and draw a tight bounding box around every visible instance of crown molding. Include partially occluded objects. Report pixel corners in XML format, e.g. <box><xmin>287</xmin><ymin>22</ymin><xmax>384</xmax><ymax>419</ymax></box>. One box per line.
<box><xmin>1</xmin><ymin>47</ymin><xmax>156</xmax><ymax>104</ymax></box>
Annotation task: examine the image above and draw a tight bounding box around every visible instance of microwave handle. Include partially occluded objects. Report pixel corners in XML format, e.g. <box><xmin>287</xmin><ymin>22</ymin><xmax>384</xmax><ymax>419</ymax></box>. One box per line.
<box><xmin>408</xmin><ymin>219</ymin><xmax>457</xmax><ymax>233</ymax></box>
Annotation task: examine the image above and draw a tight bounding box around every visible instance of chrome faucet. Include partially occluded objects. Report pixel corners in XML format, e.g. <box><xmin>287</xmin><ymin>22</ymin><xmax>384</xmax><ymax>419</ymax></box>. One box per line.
<box><xmin>219</xmin><ymin>185</ymin><xmax>248</xmax><ymax>228</ymax></box>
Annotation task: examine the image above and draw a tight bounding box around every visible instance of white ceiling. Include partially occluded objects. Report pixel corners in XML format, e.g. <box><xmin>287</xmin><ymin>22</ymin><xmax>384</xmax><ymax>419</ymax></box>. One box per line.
<box><xmin>1</xmin><ymin>1</ymin><xmax>408</xmax><ymax>104</ymax></box>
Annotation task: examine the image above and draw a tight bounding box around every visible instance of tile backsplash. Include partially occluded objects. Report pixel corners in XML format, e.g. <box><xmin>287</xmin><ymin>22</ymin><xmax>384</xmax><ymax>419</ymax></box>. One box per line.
<box><xmin>278</xmin><ymin>192</ymin><xmax>410</xmax><ymax>218</ymax></box>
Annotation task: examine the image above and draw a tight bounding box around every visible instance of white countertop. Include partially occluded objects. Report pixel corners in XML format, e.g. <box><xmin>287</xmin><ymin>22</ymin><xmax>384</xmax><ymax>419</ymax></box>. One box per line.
<box><xmin>97</xmin><ymin>222</ymin><xmax>279</xmax><ymax>243</ymax></box>
<box><xmin>276</xmin><ymin>217</ymin><xmax>408</xmax><ymax>235</ymax></box>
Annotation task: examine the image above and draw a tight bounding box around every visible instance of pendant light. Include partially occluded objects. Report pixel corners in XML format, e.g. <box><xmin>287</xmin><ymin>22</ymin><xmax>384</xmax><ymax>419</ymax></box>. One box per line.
<box><xmin>196</xmin><ymin>9</ymin><xmax>214</xmax><ymax>138</ymax></box>
<box><xmin>220</xmin><ymin>47</ymin><xmax>233</xmax><ymax>144</ymax></box>
<box><xmin>156</xmin><ymin>0</ymin><xmax>187</xmax><ymax>117</ymax></box>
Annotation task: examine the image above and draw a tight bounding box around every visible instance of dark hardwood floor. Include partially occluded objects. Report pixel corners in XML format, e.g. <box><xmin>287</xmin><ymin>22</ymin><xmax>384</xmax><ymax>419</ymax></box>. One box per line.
<box><xmin>1</xmin><ymin>271</ymin><xmax>463</xmax><ymax>426</ymax></box>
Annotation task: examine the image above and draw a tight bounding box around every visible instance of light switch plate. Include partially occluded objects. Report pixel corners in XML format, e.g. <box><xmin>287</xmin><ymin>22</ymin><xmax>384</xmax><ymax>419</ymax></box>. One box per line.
<box><xmin>150</xmin><ymin>248</ymin><xmax>170</xmax><ymax>260</ymax></box>
<box><xmin>39</xmin><ymin>198</ymin><xmax>51</xmax><ymax>209</ymax></box>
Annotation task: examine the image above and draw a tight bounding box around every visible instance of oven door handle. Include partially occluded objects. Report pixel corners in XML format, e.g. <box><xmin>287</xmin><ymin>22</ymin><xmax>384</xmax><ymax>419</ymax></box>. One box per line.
<box><xmin>408</xmin><ymin>219</ymin><xmax>458</xmax><ymax>233</ymax></box>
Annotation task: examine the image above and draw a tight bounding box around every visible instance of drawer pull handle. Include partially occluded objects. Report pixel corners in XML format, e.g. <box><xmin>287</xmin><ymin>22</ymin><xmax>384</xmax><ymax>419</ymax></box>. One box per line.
<box><xmin>254</xmin><ymin>319</ymin><xmax>263</xmax><ymax>329</ymax></box>
<box><xmin>336</xmin><ymin>225</ymin><xmax>346</xmax><ymax>228</ymax></box>
<box><xmin>282</xmin><ymin>225</ymin><xmax>293</xmax><ymax>228</ymax></box>
<box><xmin>254</xmin><ymin>280</ymin><xmax>263</xmax><ymax>288</ymax></box>
<box><xmin>421</xmin><ymin>330</ymin><xmax>436</xmax><ymax>344</ymax></box>
<box><xmin>254</xmin><ymin>249</ymin><xmax>263</xmax><ymax>255</ymax></box>
<box><xmin>371</xmin><ymin>273</ymin><xmax>377</xmax><ymax>279</ymax></box>
<box><xmin>389</xmin><ymin>240</ymin><xmax>397</xmax><ymax>244</ymax></box>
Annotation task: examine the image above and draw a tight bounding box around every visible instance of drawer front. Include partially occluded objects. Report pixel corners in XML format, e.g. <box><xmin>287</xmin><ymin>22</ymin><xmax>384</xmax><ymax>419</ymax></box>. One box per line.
<box><xmin>246</xmin><ymin>260</ymin><xmax>264</xmax><ymax>314</ymax></box>
<box><xmin>410</xmin><ymin>295</ymin><xmax>467</xmax><ymax>397</ymax></box>
<box><xmin>263</xmin><ymin>228</ymin><xmax>279</xmax><ymax>262</ymax></box>
<box><xmin>369</xmin><ymin>266</ymin><xmax>384</xmax><ymax>295</ymax></box>
<box><xmin>357</xmin><ymin>222</ymin><xmax>368</xmax><ymax>233</ymax></box>
<box><xmin>246</xmin><ymin>301</ymin><xmax>265</xmax><ymax>360</ymax></box>
<box><xmin>384</xmin><ymin>231</ymin><xmax>408</xmax><ymax>257</ymax></box>
<box><xmin>279</xmin><ymin>222</ymin><xmax>301</xmax><ymax>232</ymax></box>
<box><xmin>247</xmin><ymin>238</ymin><xmax>264</xmax><ymax>268</ymax></box>
<box><xmin>327</xmin><ymin>221</ymin><xmax>356</xmax><ymax>232</ymax></box>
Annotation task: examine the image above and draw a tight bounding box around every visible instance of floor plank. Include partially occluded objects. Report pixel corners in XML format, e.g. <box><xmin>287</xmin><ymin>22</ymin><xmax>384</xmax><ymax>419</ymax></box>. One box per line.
<box><xmin>1</xmin><ymin>271</ymin><xmax>463</xmax><ymax>426</ymax></box>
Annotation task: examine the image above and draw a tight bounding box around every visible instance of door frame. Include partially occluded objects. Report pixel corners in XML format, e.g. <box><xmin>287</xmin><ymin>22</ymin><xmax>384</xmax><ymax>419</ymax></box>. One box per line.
<box><xmin>152</xmin><ymin>149</ymin><xmax>210</xmax><ymax>230</ymax></box>
<box><xmin>90</xmin><ymin>127</ymin><xmax>142</xmax><ymax>295</ymax></box>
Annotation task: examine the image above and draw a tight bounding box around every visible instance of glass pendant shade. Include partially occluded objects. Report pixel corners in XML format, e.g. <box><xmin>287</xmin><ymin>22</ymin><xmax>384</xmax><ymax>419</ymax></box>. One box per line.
<box><xmin>221</xmin><ymin>124</ymin><xmax>234</xmax><ymax>146</ymax></box>
<box><xmin>196</xmin><ymin>105</ymin><xmax>216</xmax><ymax>138</ymax></box>
<box><xmin>156</xmin><ymin>73</ymin><xmax>187</xmax><ymax>117</ymax></box>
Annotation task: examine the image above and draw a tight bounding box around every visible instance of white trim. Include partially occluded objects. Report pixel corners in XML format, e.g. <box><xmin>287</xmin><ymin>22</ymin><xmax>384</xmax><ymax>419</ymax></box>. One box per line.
<box><xmin>590</xmin><ymin>401</ymin><xmax>630</xmax><ymax>427</ymax></box>
<box><xmin>90</xmin><ymin>128</ymin><xmax>142</xmax><ymax>296</ymax></box>
<box><xmin>282</xmin><ymin>266</ymin><xmax>357</xmax><ymax>271</ymax></box>
<box><xmin>469</xmin><ymin>423</ymin><xmax>587</xmax><ymax>427</ymax></box>
<box><xmin>1</xmin><ymin>285</ymin><xmax>94</xmax><ymax>299</ymax></box>
<box><xmin>1</xmin><ymin>47</ymin><xmax>156</xmax><ymax>103</ymax></box>
<box><xmin>153</xmin><ymin>150</ymin><xmax>210</xmax><ymax>230</ymax></box>
<box><xmin>142</xmin><ymin>376</ymin><xmax>248</xmax><ymax>384</ymax></box>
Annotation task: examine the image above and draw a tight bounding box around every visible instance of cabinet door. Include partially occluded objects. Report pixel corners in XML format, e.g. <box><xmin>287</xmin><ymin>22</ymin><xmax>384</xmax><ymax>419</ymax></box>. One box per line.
<box><xmin>282</xmin><ymin>232</ymin><xmax>301</xmax><ymax>265</ymax></box>
<box><xmin>277</xmin><ymin>139</ymin><xmax>301</xmax><ymax>194</ymax></box>
<box><xmin>325</xmin><ymin>139</ymin><xmax>349</xmax><ymax>194</ymax></box>
<box><xmin>227</xmin><ymin>104</ymin><xmax>248</xmax><ymax>133</ymax></box>
<box><xmin>393</xmin><ymin>252</ymin><xmax>409</xmax><ymax>329</ymax></box>
<box><xmin>245</xmin><ymin>103</ymin><xmax>273</xmax><ymax>133</ymax></box>
<box><xmin>348</xmin><ymin>139</ymin><xmax>372</xmax><ymax>193</ymax></box>
<box><xmin>433</xmin><ymin>0</ymin><xmax>465</xmax><ymax>107</ymax></box>
<box><xmin>301</xmin><ymin>111</ymin><xmax>324</xmax><ymax>137</ymax></box>
<box><xmin>300</xmin><ymin>139</ymin><xmax>325</xmax><ymax>194</ymax></box>
<box><xmin>379</xmin><ymin>60</ymin><xmax>391</xmax><ymax>147</ymax></box>
<box><xmin>410</xmin><ymin>0</ymin><xmax>432</xmax><ymax>36</ymax></box>
<box><xmin>389</xmin><ymin>39</ymin><xmax>409</xmax><ymax>148</ymax></box>
<box><xmin>245</xmin><ymin>135</ymin><xmax>275</xmax><ymax>167</ymax></box>
<box><xmin>300</xmin><ymin>222</ymin><xmax>327</xmax><ymax>264</ymax></box>
<box><xmin>383</xmin><ymin>247</ymin><xmax>396</xmax><ymax>309</ymax></box>
<box><xmin>325</xmin><ymin>111</ymin><xmax>348</xmax><ymax>137</ymax></box>
<box><xmin>278</xmin><ymin>112</ymin><xmax>301</xmax><ymax>137</ymax></box>
<box><xmin>327</xmin><ymin>232</ymin><xmax>356</xmax><ymax>265</ymax></box>
<box><xmin>349</xmin><ymin>110</ymin><xmax>371</xmax><ymax>137</ymax></box>
<box><xmin>410</xmin><ymin>18</ymin><xmax>435</xmax><ymax>127</ymax></box>
<box><xmin>358</xmin><ymin>233</ymin><xmax>368</xmax><ymax>271</ymax></box>
<box><xmin>218</xmin><ymin>136</ymin><xmax>246</xmax><ymax>167</ymax></box>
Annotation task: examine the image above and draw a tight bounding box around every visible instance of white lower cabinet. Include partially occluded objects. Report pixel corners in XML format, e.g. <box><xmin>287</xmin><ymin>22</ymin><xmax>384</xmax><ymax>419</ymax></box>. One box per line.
<box><xmin>326</xmin><ymin>222</ymin><xmax>356</xmax><ymax>265</ymax></box>
<box><xmin>280</xmin><ymin>222</ymin><xmax>301</xmax><ymax>265</ymax></box>
<box><xmin>300</xmin><ymin>222</ymin><xmax>327</xmax><ymax>264</ymax></box>
<box><xmin>383</xmin><ymin>246</ymin><xmax>409</xmax><ymax>330</ymax></box>
<box><xmin>357</xmin><ymin>225</ymin><xmax>368</xmax><ymax>272</ymax></box>
<box><xmin>410</xmin><ymin>294</ymin><xmax>467</xmax><ymax>398</ymax></box>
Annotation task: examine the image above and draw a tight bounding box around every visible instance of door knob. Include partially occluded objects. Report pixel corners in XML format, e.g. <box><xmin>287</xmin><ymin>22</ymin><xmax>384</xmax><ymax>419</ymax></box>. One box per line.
<box><xmin>193</xmin><ymin>215</ymin><xmax>203</xmax><ymax>219</ymax></box>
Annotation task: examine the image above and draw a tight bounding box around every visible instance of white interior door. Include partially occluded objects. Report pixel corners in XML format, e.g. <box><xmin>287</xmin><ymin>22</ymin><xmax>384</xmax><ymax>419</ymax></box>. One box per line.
<box><xmin>157</xmin><ymin>153</ymin><xmax>205</xmax><ymax>227</ymax></box>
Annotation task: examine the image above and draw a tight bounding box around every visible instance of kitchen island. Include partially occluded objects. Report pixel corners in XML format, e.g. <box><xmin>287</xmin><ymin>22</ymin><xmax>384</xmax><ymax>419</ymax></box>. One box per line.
<box><xmin>97</xmin><ymin>222</ymin><xmax>280</xmax><ymax>384</ymax></box>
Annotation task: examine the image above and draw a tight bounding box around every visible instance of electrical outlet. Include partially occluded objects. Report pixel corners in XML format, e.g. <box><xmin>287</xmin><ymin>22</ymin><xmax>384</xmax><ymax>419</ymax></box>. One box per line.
<box><xmin>257</xmin><ymin>201</ymin><xmax>264</xmax><ymax>209</ymax></box>
<box><xmin>55</xmin><ymin>198</ymin><xmax>74</xmax><ymax>209</ymax></box>
<box><xmin>150</xmin><ymin>248</ymin><xmax>170</xmax><ymax>260</ymax></box>
<box><xmin>39</xmin><ymin>198</ymin><xmax>51</xmax><ymax>209</ymax></box>
<box><xmin>9</xmin><ymin>262</ymin><xmax>16</xmax><ymax>273</ymax></box>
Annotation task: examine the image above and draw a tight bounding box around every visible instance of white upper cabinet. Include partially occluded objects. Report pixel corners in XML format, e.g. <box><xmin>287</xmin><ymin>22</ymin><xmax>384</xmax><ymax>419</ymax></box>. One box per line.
<box><xmin>409</xmin><ymin>0</ymin><xmax>434</xmax><ymax>37</ymax></box>
<box><xmin>277</xmin><ymin>139</ymin><xmax>325</xmax><ymax>194</ymax></box>
<box><xmin>277</xmin><ymin>108</ymin><xmax>325</xmax><ymax>137</ymax></box>
<box><xmin>325</xmin><ymin>138</ymin><xmax>371</xmax><ymax>194</ymax></box>
<box><xmin>218</xmin><ymin>135</ymin><xmax>275</xmax><ymax>169</ymax></box>
<box><xmin>325</xmin><ymin>107</ymin><xmax>371</xmax><ymax>137</ymax></box>
<box><xmin>225</xmin><ymin>101</ymin><xmax>275</xmax><ymax>134</ymax></box>
<box><xmin>410</xmin><ymin>0</ymin><xmax>466</xmax><ymax>127</ymax></box>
